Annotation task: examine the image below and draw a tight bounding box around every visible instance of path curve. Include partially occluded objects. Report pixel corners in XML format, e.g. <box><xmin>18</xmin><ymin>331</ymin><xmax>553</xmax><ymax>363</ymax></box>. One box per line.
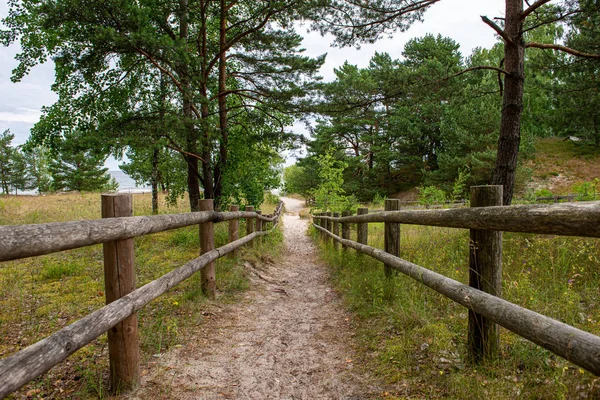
<box><xmin>131</xmin><ymin>198</ymin><xmax>373</xmax><ymax>399</ymax></box>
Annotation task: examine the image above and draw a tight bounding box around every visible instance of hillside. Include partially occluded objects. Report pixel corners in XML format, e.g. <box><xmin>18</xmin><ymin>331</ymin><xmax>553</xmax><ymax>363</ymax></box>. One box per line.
<box><xmin>522</xmin><ymin>137</ymin><xmax>600</xmax><ymax>195</ymax></box>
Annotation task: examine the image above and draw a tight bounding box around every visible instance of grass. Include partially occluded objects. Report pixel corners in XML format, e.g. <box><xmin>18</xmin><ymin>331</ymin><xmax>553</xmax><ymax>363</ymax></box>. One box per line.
<box><xmin>521</xmin><ymin>137</ymin><xmax>600</xmax><ymax>195</ymax></box>
<box><xmin>0</xmin><ymin>191</ymin><xmax>283</xmax><ymax>399</ymax></box>
<box><xmin>312</xmin><ymin>221</ymin><xmax>600</xmax><ymax>399</ymax></box>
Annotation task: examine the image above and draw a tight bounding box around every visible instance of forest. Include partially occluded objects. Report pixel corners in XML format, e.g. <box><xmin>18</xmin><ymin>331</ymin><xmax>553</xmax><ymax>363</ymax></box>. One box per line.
<box><xmin>1</xmin><ymin>0</ymin><xmax>599</xmax><ymax>210</ymax></box>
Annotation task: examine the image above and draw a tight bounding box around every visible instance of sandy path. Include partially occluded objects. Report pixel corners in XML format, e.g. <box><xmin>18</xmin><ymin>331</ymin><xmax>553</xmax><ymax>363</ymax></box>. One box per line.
<box><xmin>131</xmin><ymin>198</ymin><xmax>373</xmax><ymax>399</ymax></box>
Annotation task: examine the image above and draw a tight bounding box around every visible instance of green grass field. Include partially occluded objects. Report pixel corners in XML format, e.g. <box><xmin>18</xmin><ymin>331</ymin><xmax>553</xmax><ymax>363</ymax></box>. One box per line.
<box><xmin>0</xmin><ymin>192</ymin><xmax>282</xmax><ymax>399</ymax></box>
<box><xmin>313</xmin><ymin>221</ymin><xmax>600</xmax><ymax>399</ymax></box>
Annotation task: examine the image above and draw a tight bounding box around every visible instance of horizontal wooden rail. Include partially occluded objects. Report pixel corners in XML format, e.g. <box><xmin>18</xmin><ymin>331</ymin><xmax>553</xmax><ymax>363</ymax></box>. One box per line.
<box><xmin>312</xmin><ymin>201</ymin><xmax>600</xmax><ymax>238</ymax></box>
<box><xmin>312</xmin><ymin>223</ymin><xmax>600</xmax><ymax>375</ymax></box>
<box><xmin>0</xmin><ymin>210</ymin><xmax>279</xmax><ymax>262</ymax></box>
<box><xmin>0</xmin><ymin>227</ymin><xmax>276</xmax><ymax>398</ymax></box>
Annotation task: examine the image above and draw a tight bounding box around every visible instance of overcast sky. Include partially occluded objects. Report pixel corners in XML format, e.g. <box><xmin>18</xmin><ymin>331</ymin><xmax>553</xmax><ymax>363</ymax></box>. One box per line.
<box><xmin>0</xmin><ymin>0</ymin><xmax>506</xmax><ymax>169</ymax></box>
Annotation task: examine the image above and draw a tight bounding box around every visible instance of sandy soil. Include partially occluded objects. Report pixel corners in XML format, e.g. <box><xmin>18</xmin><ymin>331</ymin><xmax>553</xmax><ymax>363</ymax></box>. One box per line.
<box><xmin>129</xmin><ymin>198</ymin><xmax>375</xmax><ymax>399</ymax></box>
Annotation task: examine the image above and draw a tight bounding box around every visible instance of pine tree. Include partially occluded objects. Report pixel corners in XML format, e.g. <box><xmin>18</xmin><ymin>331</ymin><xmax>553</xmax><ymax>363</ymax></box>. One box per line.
<box><xmin>49</xmin><ymin>134</ymin><xmax>112</xmax><ymax>192</ymax></box>
<box><xmin>0</xmin><ymin>130</ymin><xmax>15</xmax><ymax>194</ymax></box>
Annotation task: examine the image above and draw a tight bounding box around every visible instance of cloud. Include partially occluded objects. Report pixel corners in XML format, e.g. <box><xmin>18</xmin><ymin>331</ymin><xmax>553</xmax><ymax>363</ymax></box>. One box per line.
<box><xmin>0</xmin><ymin>108</ymin><xmax>42</xmax><ymax>124</ymax></box>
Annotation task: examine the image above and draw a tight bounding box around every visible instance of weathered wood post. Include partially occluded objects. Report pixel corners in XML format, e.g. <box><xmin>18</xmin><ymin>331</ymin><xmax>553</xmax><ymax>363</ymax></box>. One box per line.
<box><xmin>101</xmin><ymin>194</ymin><xmax>139</xmax><ymax>392</ymax></box>
<box><xmin>332</xmin><ymin>212</ymin><xmax>340</xmax><ymax>250</ymax></box>
<box><xmin>384</xmin><ymin>199</ymin><xmax>400</xmax><ymax>277</ymax></box>
<box><xmin>468</xmin><ymin>185</ymin><xmax>503</xmax><ymax>363</ymax></box>
<box><xmin>357</xmin><ymin>207</ymin><xmax>369</xmax><ymax>246</ymax></box>
<box><xmin>325</xmin><ymin>212</ymin><xmax>332</xmax><ymax>245</ymax></box>
<box><xmin>245</xmin><ymin>205</ymin><xmax>255</xmax><ymax>240</ymax></box>
<box><xmin>228</xmin><ymin>204</ymin><xmax>239</xmax><ymax>258</ymax></box>
<box><xmin>341</xmin><ymin>210</ymin><xmax>351</xmax><ymax>251</ymax></box>
<box><xmin>255</xmin><ymin>210</ymin><xmax>263</xmax><ymax>246</ymax></box>
<box><xmin>316</xmin><ymin>213</ymin><xmax>324</xmax><ymax>240</ymax></box>
<box><xmin>199</xmin><ymin>199</ymin><xmax>216</xmax><ymax>300</ymax></box>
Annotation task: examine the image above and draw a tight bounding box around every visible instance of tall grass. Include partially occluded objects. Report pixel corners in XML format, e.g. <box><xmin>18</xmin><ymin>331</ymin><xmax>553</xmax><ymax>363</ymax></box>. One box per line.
<box><xmin>313</xmin><ymin>221</ymin><xmax>600</xmax><ymax>399</ymax></box>
<box><xmin>0</xmin><ymin>192</ymin><xmax>283</xmax><ymax>399</ymax></box>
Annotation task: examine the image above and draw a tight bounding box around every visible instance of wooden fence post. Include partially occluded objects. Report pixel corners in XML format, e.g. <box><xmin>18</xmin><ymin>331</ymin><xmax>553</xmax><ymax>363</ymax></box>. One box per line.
<box><xmin>332</xmin><ymin>212</ymin><xmax>340</xmax><ymax>250</ymax></box>
<box><xmin>245</xmin><ymin>205</ymin><xmax>255</xmax><ymax>240</ymax></box>
<box><xmin>325</xmin><ymin>212</ymin><xmax>332</xmax><ymax>245</ymax></box>
<box><xmin>384</xmin><ymin>199</ymin><xmax>400</xmax><ymax>277</ymax></box>
<box><xmin>255</xmin><ymin>210</ymin><xmax>263</xmax><ymax>246</ymax></box>
<box><xmin>228</xmin><ymin>204</ymin><xmax>239</xmax><ymax>258</ymax></box>
<box><xmin>199</xmin><ymin>199</ymin><xmax>216</xmax><ymax>300</ymax></box>
<box><xmin>101</xmin><ymin>194</ymin><xmax>139</xmax><ymax>392</ymax></box>
<box><xmin>468</xmin><ymin>185</ymin><xmax>503</xmax><ymax>363</ymax></box>
<box><xmin>357</xmin><ymin>207</ymin><xmax>368</xmax><ymax>246</ymax></box>
<box><xmin>341</xmin><ymin>211</ymin><xmax>351</xmax><ymax>251</ymax></box>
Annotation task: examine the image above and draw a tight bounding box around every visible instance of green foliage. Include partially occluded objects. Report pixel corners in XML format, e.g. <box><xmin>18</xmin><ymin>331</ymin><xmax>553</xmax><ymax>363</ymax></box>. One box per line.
<box><xmin>417</xmin><ymin>185</ymin><xmax>447</xmax><ymax>206</ymax></box>
<box><xmin>371</xmin><ymin>192</ymin><xmax>385</xmax><ymax>207</ymax></box>
<box><xmin>573</xmin><ymin>180</ymin><xmax>599</xmax><ymax>201</ymax></box>
<box><xmin>283</xmin><ymin>164</ymin><xmax>317</xmax><ymax>197</ymax></box>
<box><xmin>450</xmin><ymin>168</ymin><xmax>470</xmax><ymax>202</ymax></box>
<box><xmin>49</xmin><ymin>133</ymin><xmax>112</xmax><ymax>192</ymax></box>
<box><xmin>0</xmin><ymin>129</ymin><xmax>15</xmax><ymax>194</ymax></box>
<box><xmin>311</xmin><ymin>151</ymin><xmax>353</xmax><ymax>212</ymax></box>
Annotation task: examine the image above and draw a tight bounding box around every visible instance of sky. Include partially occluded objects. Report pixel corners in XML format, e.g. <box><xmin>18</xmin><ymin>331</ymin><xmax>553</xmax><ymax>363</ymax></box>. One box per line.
<box><xmin>0</xmin><ymin>0</ymin><xmax>507</xmax><ymax>170</ymax></box>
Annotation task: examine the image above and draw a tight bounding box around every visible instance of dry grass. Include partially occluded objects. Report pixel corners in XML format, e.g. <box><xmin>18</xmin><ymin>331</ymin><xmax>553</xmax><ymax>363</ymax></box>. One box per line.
<box><xmin>314</xmin><ymin>221</ymin><xmax>600</xmax><ymax>399</ymax></box>
<box><xmin>0</xmin><ymin>191</ymin><xmax>282</xmax><ymax>399</ymax></box>
<box><xmin>522</xmin><ymin>137</ymin><xmax>600</xmax><ymax>194</ymax></box>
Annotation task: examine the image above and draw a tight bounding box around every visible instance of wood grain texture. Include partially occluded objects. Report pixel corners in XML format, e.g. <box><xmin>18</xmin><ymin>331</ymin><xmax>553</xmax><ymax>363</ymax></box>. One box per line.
<box><xmin>341</xmin><ymin>211</ymin><xmax>351</xmax><ymax>251</ymax></box>
<box><xmin>357</xmin><ymin>208</ymin><xmax>368</xmax><ymax>245</ymax></box>
<box><xmin>332</xmin><ymin>212</ymin><xmax>340</xmax><ymax>250</ymax></box>
<box><xmin>468</xmin><ymin>186</ymin><xmax>503</xmax><ymax>363</ymax></box>
<box><xmin>101</xmin><ymin>194</ymin><xmax>140</xmax><ymax>392</ymax></box>
<box><xmin>311</xmin><ymin>201</ymin><xmax>600</xmax><ymax>238</ymax></box>
<box><xmin>384</xmin><ymin>199</ymin><xmax>400</xmax><ymax>278</ymax></box>
<box><xmin>228</xmin><ymin>205</ymin><xmax>239</xmax><ymax>258</ymax></box>
<box><xmin>199</xmin><ymin>200</ymin><xmax>216</xmax><ymax>299</ymax></box>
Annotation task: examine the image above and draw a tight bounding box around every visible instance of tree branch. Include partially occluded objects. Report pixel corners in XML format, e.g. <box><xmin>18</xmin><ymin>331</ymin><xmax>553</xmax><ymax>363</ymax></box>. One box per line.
<box><xmin>521</xmin><ymin>0</ymin><xmax>553</xmax><ymax>20</ymax></box>
<box><xmin>443</xmin><ymin>65</ymin><xmax>510</xmax><ymax>81</ymax></box>
<box><xmin>481</xmin><ymin>15</ymin><xmax>514</xmax><ymax>47</ymax></box>
<box><xmin>134</xmin><ymin>48</ymin><xmax>203</xmax><ymax>119</ymax></box>
<box><xmin>526</xmin><ymin>42</ymin><xmax>600</xmax><ymax>59</ymax></box>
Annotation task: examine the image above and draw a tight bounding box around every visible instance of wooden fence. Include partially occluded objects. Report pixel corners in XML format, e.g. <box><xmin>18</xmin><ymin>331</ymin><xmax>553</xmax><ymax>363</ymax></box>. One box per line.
<box><xmin>312</xmin><ymin>185</ymin><xmax>600</xmax><ymax>375</ymax></box>
<box><xmin>0</xmin><ymin>194</ymin><xmax>284</xmax><ymax>398</ymax></box>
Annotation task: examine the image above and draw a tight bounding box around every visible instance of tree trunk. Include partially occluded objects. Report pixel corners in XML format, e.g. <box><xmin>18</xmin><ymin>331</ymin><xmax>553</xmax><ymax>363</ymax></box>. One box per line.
<box><xmin>179</xmin><ymin>0</ymin><xmax>201</xmax><ymax>211</ymax></box>
<box><xmin>151</xmin><ymin>148</ymin><xmax>159</xmax><ymax>215</ymax></box>
<box><xmin>214</xmin><ymin>0</ymin><xmax>229</xmax><ymax>211</ymax></box>
<box><xmin>491</xmin><ymin>0</ymin><xmax>525</xmax><ymax>205</ymax></box>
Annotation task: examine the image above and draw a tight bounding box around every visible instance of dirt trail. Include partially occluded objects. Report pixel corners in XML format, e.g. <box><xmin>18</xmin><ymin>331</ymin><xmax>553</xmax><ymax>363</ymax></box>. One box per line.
<box><xmin>131</xmin><ymin>198</ymin><xmax>374</xmax><ymax>399</ymax></box>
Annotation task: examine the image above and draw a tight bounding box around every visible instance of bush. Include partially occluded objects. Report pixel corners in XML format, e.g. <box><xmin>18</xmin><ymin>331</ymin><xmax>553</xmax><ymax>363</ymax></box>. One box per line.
<box><xmin>417</xmin><ymin>186</ymin><xmax>447</xmax><ymax>206</ymax></box>
<box><xmin>573</xmin><ymin>180</ymin><xmax>598</xmax><ymax>201</ymax></box>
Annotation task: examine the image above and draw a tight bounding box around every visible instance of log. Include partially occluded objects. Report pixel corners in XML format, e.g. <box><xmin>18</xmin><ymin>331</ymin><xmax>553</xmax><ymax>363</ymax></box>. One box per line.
<box><xmin>312</xmin><ymin>223</ymin><xmax>600</xmax><ymax>376</ymax></box>
<box><xmin>199</xmin><ymin>200</ymin><xmax>216</xmax><ymax>299</ymax></box>
<box><xmin>228</xmin><ymin>205</ymin><xmax>239</xmax><ymax>258</ymax></box>
<box><xmin>468</xmin><ymin>186</ymin><xmax>503</xmax><ymax>363</ymax></box>
<box><xmin>332</xmin><ymin>212</ymin><xmax>340</xmax><ymax>250</ymax></box>
<box><xmin>255</xmin><ymin>210</ymin><xmax>263</xmax><ymax>247</ymax></box>
<box><xmin>357</xmin><ymin>208</ymin><xmax>368</xmax><ymax>245</ymax></box>
<box><xmin>341</xmin><ymin>211</ymin><xmax>351</xmax><ymax>251</ymax></box>
<box><xmin>325</xmin><ymin>212</ymin><xmax>332</xmax><ymax>245</ymax></box>
<box><xmin>0</xmin><ymin>210</ymin><xmax>281</xmax><ymax>263</ymax></box>
<box><xmin>0</xmin><ymin>230</ymin><xmax>270</xmax><ymax>398</ymax></box>
<box><xmin>384</xmin><ymin>199</ymin><xmax>400</xmax><ymax>278</ymax></box>
<box><xmin>101</xmin><ymin>194</ymin><xmax>139</xmax><ymax>392</ymax></box>
<box><xmin>311</xmin><ymin>201</ymin><xmax>600</xmax><ymax>238</ymax></box>
<box><xmin>245</xmin><ymin>206</ymin><xmax>255</xmax><ymax>239</ymax></box>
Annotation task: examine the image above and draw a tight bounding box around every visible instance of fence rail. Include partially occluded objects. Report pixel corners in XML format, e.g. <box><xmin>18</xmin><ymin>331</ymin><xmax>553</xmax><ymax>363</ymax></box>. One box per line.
<box><xmin>314</xmin><ymin>201</ymin><xmax>600</xmax><ymax>238</ymax></box>
<box><xmin>311</xmin><ymin>186</ymin><xmax>600</xmax><ymax>376</ymax></box>
<box><xmin>0</xmin><ymin>195</ymin><xmax>284</xmax><ymax>398</ymax></box>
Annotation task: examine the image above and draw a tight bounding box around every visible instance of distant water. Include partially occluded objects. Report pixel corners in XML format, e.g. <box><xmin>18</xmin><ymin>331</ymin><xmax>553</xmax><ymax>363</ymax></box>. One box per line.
<box><xmin>109</xmin><ymin>170</ymin><xmax>152</xmax><ymax>193</ymax></box>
